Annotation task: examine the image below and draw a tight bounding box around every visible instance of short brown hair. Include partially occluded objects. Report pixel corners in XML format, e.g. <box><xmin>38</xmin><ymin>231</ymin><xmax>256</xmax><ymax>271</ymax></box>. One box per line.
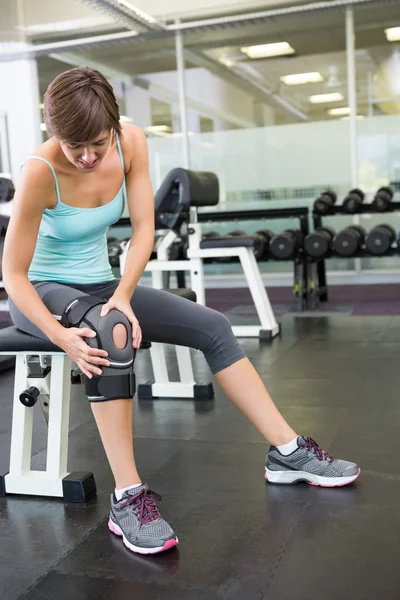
<box><xmin>43</xmin><ymin>67</ymin><xmax>122</xmax><ymax>142</ymax></box>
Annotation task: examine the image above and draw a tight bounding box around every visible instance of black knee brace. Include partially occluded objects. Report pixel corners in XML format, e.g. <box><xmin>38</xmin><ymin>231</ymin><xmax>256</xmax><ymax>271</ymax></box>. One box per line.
<box><xmin>61</xmin><ymin>296</ymin><xmax>136</xmax><ymax>402</ymax></box>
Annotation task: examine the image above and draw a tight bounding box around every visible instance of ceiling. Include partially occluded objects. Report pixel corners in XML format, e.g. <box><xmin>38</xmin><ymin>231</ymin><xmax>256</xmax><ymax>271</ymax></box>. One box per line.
<box><xmin>22</xmin><ymin>1</ymin><xmax>400</xmax><ymax>124</ymax></box>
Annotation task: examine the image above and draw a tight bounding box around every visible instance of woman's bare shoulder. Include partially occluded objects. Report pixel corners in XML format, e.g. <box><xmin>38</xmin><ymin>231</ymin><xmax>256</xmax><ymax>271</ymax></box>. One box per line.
<box><xmin>119</xmin><ymin>123</ymin><xmax>147</xmax><ymax>172</ymax></box>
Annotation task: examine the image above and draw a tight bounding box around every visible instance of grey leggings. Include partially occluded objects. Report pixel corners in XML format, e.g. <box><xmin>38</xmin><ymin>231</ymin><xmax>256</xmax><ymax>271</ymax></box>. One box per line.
<box><xmin>8</xmin><ymin>280</ymin><xmax>246</xmax><ymax>374</ymax></box>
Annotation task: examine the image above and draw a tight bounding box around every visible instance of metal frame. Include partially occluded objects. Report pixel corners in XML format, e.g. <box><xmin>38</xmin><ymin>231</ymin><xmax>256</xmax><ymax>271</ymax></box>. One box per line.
<box><xmin>1</xmin><ymin>351</ymin><xmax>72</xmax><ymax>498</ymax></box>
<box><xmin>120</xmin><ymin>224</ymin><xmax>280</xmax><ymax>339</ymax></box>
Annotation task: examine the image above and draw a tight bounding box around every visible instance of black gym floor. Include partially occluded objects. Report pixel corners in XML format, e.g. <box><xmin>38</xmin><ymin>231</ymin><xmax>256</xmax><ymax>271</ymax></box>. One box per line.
<box><xmin>1</xmin><ymin>313</ymin><xmax>400</xmax><ymax>600</ymax></box>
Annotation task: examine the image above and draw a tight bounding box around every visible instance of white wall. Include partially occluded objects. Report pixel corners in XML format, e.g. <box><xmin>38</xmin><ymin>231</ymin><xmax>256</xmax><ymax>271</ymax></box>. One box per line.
<box><xmin>0</xmin><ymin>58</ymin><xmax>42</xmax><ymax>182</ymax></box>
<box><xmin>124</xmin><ymin>84</ymin><xmax>152</xmax><ymax>129</ymax></box>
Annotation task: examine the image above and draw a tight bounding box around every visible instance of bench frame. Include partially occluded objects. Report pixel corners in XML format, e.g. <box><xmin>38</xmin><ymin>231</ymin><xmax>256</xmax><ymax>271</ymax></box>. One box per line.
<box><xmin>0</xmin><ymin>349</ymin><xmax>96</xmax><ymax>501</ymax></box>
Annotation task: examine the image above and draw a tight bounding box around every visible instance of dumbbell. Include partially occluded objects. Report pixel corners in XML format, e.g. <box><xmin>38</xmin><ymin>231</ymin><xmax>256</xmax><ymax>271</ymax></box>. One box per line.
<box><xmin>107</xmin><ymin>237</ymin><xmax>122</xmax><ymax>267</ymax></box>
<box><xmin>343</xmin><ymin>188</ymin><xmax>365</xmax><ymax>214</ymax></box>
<box><xmin>202</xmin><ymin>231</ymin><xmax>220</xmax><ymax>241</ymax></box>
<box><xmin>219</xmin><ymin>230</ymin><xmax>247</xmax><ymax>263</ymax></box>
<box><xmin>371</xmin><ymin>186</ymin><xmax>394</xmax><ymax>212</ymax></box>
<box><xmin>313</xmin><ymin>191</ymin><xmax>337</xmax><ymax>215</ymax></box>
<box><xmin>269</xmin><ymin>229</ymin><xmax>304</xmax><ymax>260</ymax></box>
<box><xmin>334</xmin><ymin>225</ymin><xmax>366</xmax><ymax>257</ymax></box>
<box><xmin>365</xmin><ymin>224</ymin><xmax>396</xmax><ymax>256</ymax></box>
<box><xmin>0</xmin><ymin>177</ymin><xmax>15</xmax><ymax>203</ymax></box>
<box><xmin>304</xmin><ymin>227</ymin><xmax>335</xmax><ymax>259</ymax></box>
<box><xmin>255</xmin><ymin>229</ymin><xmax>274</xmax><ymax>261</ymax></box>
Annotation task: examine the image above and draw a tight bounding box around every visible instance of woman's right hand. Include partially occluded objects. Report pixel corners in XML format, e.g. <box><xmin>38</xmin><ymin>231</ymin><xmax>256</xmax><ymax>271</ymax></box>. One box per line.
<box><xmin>56</xmin><ymin>327</ymin><xmax>110</xmax><ymax>379</ymax></box>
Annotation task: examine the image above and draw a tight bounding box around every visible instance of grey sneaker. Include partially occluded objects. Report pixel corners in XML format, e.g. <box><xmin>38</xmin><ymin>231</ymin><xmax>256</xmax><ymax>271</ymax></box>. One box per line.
<box><xmin>108</xmin><ymin>484</ymin><xmax>178</xmax><ymax>554</ymax></box>
<box><xmin>265</xmin><ymin>437</ymin><xmax>360</xmax><ymax>487</ymax></box>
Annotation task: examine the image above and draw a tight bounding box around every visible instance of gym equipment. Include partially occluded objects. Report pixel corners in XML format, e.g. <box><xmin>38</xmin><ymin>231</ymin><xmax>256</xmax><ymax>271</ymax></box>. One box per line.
<box><xmin>365</xmin><ymin>224</ymin><xmax>396</xmax><ymax>256</ymax></box>
<box><xmin>304</xmin><ymin>227</ymin><xmax>335</xmax><ymax>259</ymax></box>
<box><xmin>107</xmin><ymin>237</ymin><xmax>123</xmax><ymax>267</ymax></box>
<box><xmin>201</xmin><ymin>232</ymin><xmax>220</xmax><ymax>264</ymax></box>
<box><xmin>120</xmin><ymin>168</ymin><xmax>280</xmax><ymax>341</ymax></box>
<box><xmin>334</xmin><ymin>225</ymin><xmax>366</xmax><ymax>257</ymax></box>
<box><xmin>371</xmin><ymin>186</ymin><xmax>394</xmax><ymax>212</ymax></box>
<box><xmin>343</xmin><ymin>188</ymin><xmax>365</xmax><ymax>214</ymax></box>
<box><xmin>0</xmin><ymin>177</ymin><xmax>14</xmax><ymax>203</ymax></box>
<box><xmin>255</xmin><ymin>230</ymin><xmax>274</xmax><ymax>261</ymax></box>
<box><xmin>0</xmin><ymin>288</ymin><xmax>209</xmax><ymax>499</ymax></box>
<box><xmin>0</xmin><ymin>327</ymin><xmax>97</xmax><ymax>501</ymax></box>
<box><xmin>313</xmin><ymin>191</ymin><xmax>337</xmax><ymax>215</ymax></box>
<box><xmin>269</xmin><ymin>229</ymin><xmax>304</xmax><ymax>260</ymax></box>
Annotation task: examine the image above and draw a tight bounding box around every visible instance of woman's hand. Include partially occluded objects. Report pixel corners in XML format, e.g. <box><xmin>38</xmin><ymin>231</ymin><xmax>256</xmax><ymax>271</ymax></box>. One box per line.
<box><xmin>56</xmin><ymin>327</ymin><xmax>110</xmax><ymax>379</ymax></box>
<box><xmin>100</xmin><ymin>293</ymin><xmax>142</xmax><ymax>349</ymax></box>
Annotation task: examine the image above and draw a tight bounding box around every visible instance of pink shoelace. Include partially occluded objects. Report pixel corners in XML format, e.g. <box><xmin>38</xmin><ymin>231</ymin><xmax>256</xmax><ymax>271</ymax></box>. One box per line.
<box><xmin>119</xmin><ymin>487</ymin><xmax>162</xmax><ymax>525</ymax></box>
<box><xmin>304</xmin><ymin>437</ymin><xmax>334</xmax><ymax>462</ymax></box>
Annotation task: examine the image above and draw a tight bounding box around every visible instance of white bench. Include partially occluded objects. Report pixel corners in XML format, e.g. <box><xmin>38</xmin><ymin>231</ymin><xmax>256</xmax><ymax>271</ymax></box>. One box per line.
<box><xmin>0</xmin><ymin>325</ymin><xmax>96</xmax><ymax>501</ymax></box>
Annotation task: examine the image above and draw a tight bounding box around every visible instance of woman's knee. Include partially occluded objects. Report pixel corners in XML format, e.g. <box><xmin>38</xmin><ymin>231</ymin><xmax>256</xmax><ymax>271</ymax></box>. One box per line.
<box><xmin>200</xmin><ymin>309</ymin><xmax>245</xmax><ymax>373</ymax></box>
<box><xmin>201</xmin><ymin>310</ymin><xmax>235</xmax><ymax>351</ymax></box>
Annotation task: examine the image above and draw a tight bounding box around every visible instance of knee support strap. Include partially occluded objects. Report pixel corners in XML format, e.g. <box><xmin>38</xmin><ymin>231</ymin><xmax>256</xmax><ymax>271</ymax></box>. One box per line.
<box><xmin>62</xmin><ymin>295</ymin><xmax>136</xmax><ymax>402</ymax></box>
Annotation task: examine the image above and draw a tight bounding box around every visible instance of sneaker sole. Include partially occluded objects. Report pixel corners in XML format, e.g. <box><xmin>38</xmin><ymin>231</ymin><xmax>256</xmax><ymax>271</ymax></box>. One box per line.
<box><xmin>264</xmin><ymin>467</ymin><xmax>361</xmax><ymax>487</ymax></box>
<box><xmin>108</xmin><ymin>519</ymin><xmax>179</xmax><ymax>554</ymax></box>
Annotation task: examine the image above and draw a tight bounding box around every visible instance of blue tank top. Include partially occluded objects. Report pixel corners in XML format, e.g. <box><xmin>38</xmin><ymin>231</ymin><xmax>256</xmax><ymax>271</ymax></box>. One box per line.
<box><xmin>24</xmin><ymin>134</ymin><xmax>126</xmax><ymax>284</ymax></box>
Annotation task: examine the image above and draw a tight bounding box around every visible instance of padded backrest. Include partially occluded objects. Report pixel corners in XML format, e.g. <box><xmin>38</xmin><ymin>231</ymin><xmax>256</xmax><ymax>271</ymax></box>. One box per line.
<box><xmin>154</xmin><ymin>168</ymin><xmax>219</xmax><ymax>231</ymax></box>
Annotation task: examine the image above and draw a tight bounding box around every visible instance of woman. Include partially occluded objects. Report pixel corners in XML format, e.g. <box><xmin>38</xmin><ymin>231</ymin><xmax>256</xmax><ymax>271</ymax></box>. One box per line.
<box><xmin>2</xmin><ymin>67</ymin><xmax>360</xmax><ymax>556</ymax></box>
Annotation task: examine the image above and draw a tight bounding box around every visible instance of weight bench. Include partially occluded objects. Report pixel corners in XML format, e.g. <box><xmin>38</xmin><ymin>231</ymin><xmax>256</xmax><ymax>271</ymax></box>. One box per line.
<box><xmin>0</xmin><ymin>325</ymin><xmax>96</xmax><ymax>502</ymax></box>
<box><xmin>121</xmin><ymin>168</ymin><xmax>280</xmax><ymax>340</ymax></box>
<box><xmin>0</xmin><ymin>289</ymin><xmax>213</xmax><ymax>500</ymax></box>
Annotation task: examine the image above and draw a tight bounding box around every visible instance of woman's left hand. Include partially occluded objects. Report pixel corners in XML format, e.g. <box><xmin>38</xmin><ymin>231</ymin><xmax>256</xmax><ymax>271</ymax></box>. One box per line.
<box><xmin>100</xmin><ymin>294</ymin><xmax>142</xmax><ymax>349</ymax></box>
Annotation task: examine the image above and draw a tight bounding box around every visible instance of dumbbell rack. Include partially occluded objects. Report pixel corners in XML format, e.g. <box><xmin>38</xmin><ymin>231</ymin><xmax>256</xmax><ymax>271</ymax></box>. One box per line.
<box><xmin>312</xmin><ymin>201</ymin><xmax>400</xmax><ymax>305</ymax></box>
<box><xmin>198</xmin><ymin>207</ymin><xmax>310</xmax><ymax>311</ymax></box>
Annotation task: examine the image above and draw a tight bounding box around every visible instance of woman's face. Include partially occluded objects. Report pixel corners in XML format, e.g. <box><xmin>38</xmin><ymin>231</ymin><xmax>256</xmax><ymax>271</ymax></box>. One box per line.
<box><xmin>60</xmin><ymin>129</ymin><xmax>112</xmax><ymax>172</ymax></box>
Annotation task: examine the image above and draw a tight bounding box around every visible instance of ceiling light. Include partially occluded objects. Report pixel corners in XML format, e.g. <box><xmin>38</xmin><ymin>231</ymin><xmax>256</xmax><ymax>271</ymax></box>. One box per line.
<box><xmin>309</xmin><ymin>92</ymin><xmax>344</xmax><ymax>104</ymax></box>
<box><xmin>385</xmin><ymin>27</ymin><xmax>400</xmax><ymax>42</ymax></box>
<box><xmin>241</xmin><ymin>42</ymin><xmax>295</xmax><ymax>59</ymax></box>
<box><xmin>280</xmin><ymin>72</ymin><xmax>323</xmax><ymax>85</ymax></box>
<box><xmin>146</xmin><ymin>125</ymin><xmax>171</xmax><ymax>132</ymax></box>
<box><xmin>340</xmin><ymin>115</ymin><xmax>365</xmax><ymax>120</ymax></box>
<box><xmin>120</xmin><ymin>115</ymin><xmax>134</xmax><ymax>123</ymax></box>
<box><xmin>40</xmin><ymin>123</ymin><xmax>47</xmax><ymax>131</ymax></box>
<box><xmin>328</xmin><ymin>107</ymin><xmax>350</xmax><ymax>116</ymax></box>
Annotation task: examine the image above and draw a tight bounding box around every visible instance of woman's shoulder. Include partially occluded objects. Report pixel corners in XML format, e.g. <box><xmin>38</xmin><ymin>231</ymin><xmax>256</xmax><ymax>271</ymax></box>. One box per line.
<box><xmin>119</xmin><ymin>123</ymin><xmax>147</xmax><ymax>171</ymax></box>
<box><xmin>23</xmin><ymin>139</ymin><xmax>62</xmax><ymax>174</ymax></box>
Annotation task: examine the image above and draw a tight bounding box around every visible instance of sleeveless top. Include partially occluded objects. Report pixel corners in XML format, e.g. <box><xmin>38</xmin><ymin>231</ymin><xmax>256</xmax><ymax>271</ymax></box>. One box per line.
<box><xmin>24</xmin><ymin>134</ymin><xmax>126</xmax><ymax>284</ymax></box>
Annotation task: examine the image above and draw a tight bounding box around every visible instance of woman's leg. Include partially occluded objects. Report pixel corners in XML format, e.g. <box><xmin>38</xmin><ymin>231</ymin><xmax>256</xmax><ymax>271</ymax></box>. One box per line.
<box><xmin>130</xmin><ymin>286</ymin><xmax>296</xmax><ymax>445</ymax></box>
<box><xmin>130</xmin><ymin>286</ymin><xmax>360</xmax><ymax>488</ymax></box>
<box><xmin>9</xmin><ymin>281</ymin><xmax>142</xmax><ymax>490</ymax></box>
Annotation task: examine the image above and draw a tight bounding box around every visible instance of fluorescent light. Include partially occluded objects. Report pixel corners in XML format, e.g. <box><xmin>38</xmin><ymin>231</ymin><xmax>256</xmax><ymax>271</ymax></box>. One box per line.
<box><xmin>385</xmin><ymin>27</ymin><xmax>400</xmax><ymax>42</ymax></box>
<box><xmin>328</xmin><ymin>107</ymin><xmax>350</xmax><ymax>116</ymax></box>
<box><xmin>309</xmin><ymin>92</ymin><xmax>344</xmax><ymax>104</ymax></box>
<box><xmin>146</xmin><ymin>125</ymin><xmax>171</xmax><ymax>132</ymax></box>
<box><xmin>280</xmin><ymin>72</ymin><xmax>323</xmax><ymax>85</ymax></box>
<box><xmin>241</xmin><ymin>42</ymin><xmax>295</xmax><ymax>59</ymax></box>
<box><xmin>340</xmin><ymin>115</ymin><xmax>365</xmax><ymax>120</ymax></box>
<box><xmin>39</xmin><ymin>103</ymin><xmax>44</xmax><ymax>109</ymax></box>
<box><xmin>40</xmin><ymin>123</ymin><xmax>47</xmax><ymax>131</ymax></box>
<box><xmin>120</xmin><ymin>115</ymin><xmax>134</xmax><ymax>123</ymax></box>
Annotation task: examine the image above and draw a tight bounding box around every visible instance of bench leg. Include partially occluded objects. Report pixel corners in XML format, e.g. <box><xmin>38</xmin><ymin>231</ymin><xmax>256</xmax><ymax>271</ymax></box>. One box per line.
<box><xmin>2</xmin><ymin>353</ymin><xmax>96</xmax><ymax>501</ymax></box>
<box><xmin>138</xmin><ymin>343</ymin><xmax>214</xmax><ymax>400</ymax></box>
<box><xmin>233</xmin><ymin>248</ymin><xmax>281</xmax><ymax>340</ymax></box>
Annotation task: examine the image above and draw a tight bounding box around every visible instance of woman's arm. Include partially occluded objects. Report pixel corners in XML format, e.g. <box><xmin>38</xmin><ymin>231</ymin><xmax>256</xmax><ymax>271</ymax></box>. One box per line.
<box><xmin>114</xmin><ymin>126</ymin><xmax>155</xmax><ymax>300</ymax></box>
<box><xmin>2</xmin><ymin>161</ymin><xmax>65</xmax><ymax>343</ymax></box>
